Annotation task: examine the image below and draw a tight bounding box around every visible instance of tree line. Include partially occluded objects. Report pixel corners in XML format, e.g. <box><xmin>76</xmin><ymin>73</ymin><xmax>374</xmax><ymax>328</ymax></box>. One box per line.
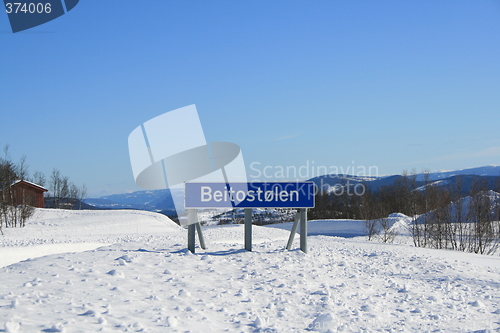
<box><xmin>0</xmin><ymin>145</ymin><xmax>86</xmax><ymax>232</ymax></box>
<box><xmin>310</xmin><ymin>171</ymin><xmax>500</xmax><ymax>255</ymax></box>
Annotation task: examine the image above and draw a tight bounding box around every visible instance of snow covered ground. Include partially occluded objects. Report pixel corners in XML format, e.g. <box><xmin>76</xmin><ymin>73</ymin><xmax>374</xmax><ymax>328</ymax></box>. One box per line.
<box><xmin>0</xmin><ymin>209</ymin><xmax>499</xmax><ymax>332</ymax></box>
<box><xmin>267</xmin><ymin>219</ymin><xmax>367</xmax><ymax>238</ymax></box>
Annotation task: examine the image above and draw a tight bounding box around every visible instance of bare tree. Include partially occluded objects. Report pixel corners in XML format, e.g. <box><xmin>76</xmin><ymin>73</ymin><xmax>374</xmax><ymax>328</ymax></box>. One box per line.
<box><xmin>360</xmin><ymin>189</ymin><xmax>379</xmax><ymax>240</ymax></box>
<box><xmin>0</xmin><ymin>145</ymin><xmax>35</xmax><ymax>229</ymax></box>
<box><xmin>32</xmin><ymin>171</ymin><xmax>46</xmax><ymax>187</ymax></box>
<box><xmin>79</xmin><ymin>184</ymin><xmax>87</xmax><ymax>210</ymax></box>
<box><xmin>393</xmin><ymin>170</ymin><xmax>423</xmax><ymax>247</ymax></box>
<box><xmin>50</xmin><ymin>169</ymin><xmax>69</xmax><ymax>208</ymax></box>
<box><xmin>414</xmin><ymin>170</ymin><xmax>434</xmax><ymax>247</ymax></box>
<box><xmin>426</xmin><ymin>184</ymin><xmax>451</xmax><ymax>249</ymax></box>
<box><xmin>467</xmin><ymin>180</ymin><xmax>498</xmax><ymax>254</ymax></box>
<box><xmin>496</xmin><ymin>177</ymin><xmax>500</xmax><ymax>247</ymax></box>
<box><xmin>449</xmin><ymin>177</ymin><xmax>465</xmax><ymax>251</ymax></box>
<box><xmin>378</xmin><ymin>217</ymin><xmax>397</xmax><ymax>243</ymax></box>
<box><xmin>48</xmin><ymin>168</ymin><xmax>86</xmax><ymax>209</ymax></box>
<box><xmin>68</xmin><ymin>183</ymin><xmax>80</xmax><ymax>209</ymax></box>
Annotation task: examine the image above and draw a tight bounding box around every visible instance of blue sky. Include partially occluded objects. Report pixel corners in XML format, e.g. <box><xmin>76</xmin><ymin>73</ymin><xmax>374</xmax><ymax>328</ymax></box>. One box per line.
<box><xmin>1</xmin><ymin>1</ymin><xmax>499</xmax><ymax>197</ymax></box>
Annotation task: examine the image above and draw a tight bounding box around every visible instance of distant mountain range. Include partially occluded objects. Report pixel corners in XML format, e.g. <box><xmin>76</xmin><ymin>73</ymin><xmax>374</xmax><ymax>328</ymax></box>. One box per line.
<box><xmin>309</xmin><ymin>166</ymin><xmax>500</xmax><ymax>195</ymax></box>
<box><xmin>414</xmin><ymin>166</ymin><xmax>500</xmax><ymax>181</ymax></box>
<box><xmin>84</xmin><ymin>166</ymin><xmax>500</xmax><ymax>213</ymax></box>
<box><xmin>84</xmin><ymin>189</ymin><xmax>182</xmax><ymax>215</ymax></box>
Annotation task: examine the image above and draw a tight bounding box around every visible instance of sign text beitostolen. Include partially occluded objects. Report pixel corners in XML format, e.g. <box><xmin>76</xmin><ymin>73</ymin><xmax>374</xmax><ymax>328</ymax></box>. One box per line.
<box><xmin>185</xmin><ymin>182</ymin><xmax>315</xmax><ymax>209</ymax></box>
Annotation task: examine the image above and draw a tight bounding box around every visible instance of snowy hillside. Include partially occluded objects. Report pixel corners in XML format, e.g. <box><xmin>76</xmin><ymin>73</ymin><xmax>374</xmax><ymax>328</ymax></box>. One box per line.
<box><xmin>414</xmin><ymin>190</ymin><xmax>500</xmax><ymax>225</ymax></box>
<box><xmin>415</xmin><ymin>166</ymin><xmax>500</xmax><ymax>181</ymax></box>
<box><xmin>0</xmin><ymin>209</ymin><xmax>499</xmax><ymax>332</ymax></box>
<box><xmin>84</xmin><ymin>188</ymin><xmax>182</xmax><ymax>213</ymax></box>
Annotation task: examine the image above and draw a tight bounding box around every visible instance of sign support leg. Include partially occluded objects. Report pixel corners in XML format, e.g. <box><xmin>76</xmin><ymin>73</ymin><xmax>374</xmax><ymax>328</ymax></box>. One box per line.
<box><xmin>286</xmin><ymin>210</ymin><xmax>301</xmax><ymax>250</ymax></box>
<box><xmin>196</xmin><ymin>222</ymin><xmax>206</xmax><ymax>250</ymax></box>
<box><xmin>244</xmin><ymin>208</ymin><xmax>252</xmax><ymax>251</ymax></box>
<box><xmin>188</xmin><ymin>223</ymin><xmax>196</xmax><ymax>253</ymax></box>
<box><xmin>300</xmin><ymin>208</ymin><xmax>308</xmax><ymax>253</ymax></box>
<box><xmin>187</xmin><ymin>209</ymin><xmax>206</xmax><ymax>253</ymax></box>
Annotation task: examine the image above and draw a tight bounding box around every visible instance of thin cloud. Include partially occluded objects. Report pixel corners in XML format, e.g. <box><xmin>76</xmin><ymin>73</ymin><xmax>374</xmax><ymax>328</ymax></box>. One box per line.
<box><xmin>272</xmin><ymin>132</ymin><xmax>305</xmax><ymax>141</ymax></box>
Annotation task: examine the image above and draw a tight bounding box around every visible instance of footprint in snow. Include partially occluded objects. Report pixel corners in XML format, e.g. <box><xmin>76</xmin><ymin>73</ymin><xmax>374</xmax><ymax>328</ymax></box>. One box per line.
<box><xmin>78</xmin><ymin>310</ymin><xmax>96</xmax><ymax>316</ymax></box>
<box><xmin>236</xmin><ymin>288</ymin><xmax>247</xmax><ymax>297</ymax></box>
<box><xmin>146</xmin><ymin>295</ymin><xmax>161</xmax><ymax>301</ymax></box>
<box><xmin>360</xmin><ymin>304</ymin><xmax>372</xmax><ymax>312</ymax></box>
<box><xmin>41</xmin><ymin>322</ymin><xmax>64</xmax><ymax>332</ymax></box>
<box><xmin>398</xmin><ymin>285</ymin><xmax>409</xmax><ymax>293</ymax></box>
<box><xmin>252</xmin><ymin>316</ymin><xmax>266</xmax><ymax>328</ymax></box>
<box><xmin>4</xmin><ymin>321</ymin><xmax>20</xmax><ymax>333</ymax></box>
<box><xmin>107</xmin><ymin>270</ymin><xmax>124</xmax><ymax>278</ymax></box>
<box><xmin>309</xmin><ymin>313</ymin><xmax>335</xmax><ymax>333</ymax></box>
<box><xmin>178</xmin><ymin>289</ymin><xmax>191</xmax><ymax>297</ymax></box>
<box><xmin>10</xmin><ymin>298</ymin><xmax>19</xmax><ymax>309</ymax></box>
<box><xmin>470</xmin><ymin>300</ymin><xmax>484</xmax><ymax>307</ymax></box>
<box><xmin>116</xmin><ymin>255</ymin><xmax>132</xmax><ymax>263</ymax></box>
<box><xmin>166</xmin><ymin>316</ymin><xmax>178</xmax><ymax>327</ymax></box>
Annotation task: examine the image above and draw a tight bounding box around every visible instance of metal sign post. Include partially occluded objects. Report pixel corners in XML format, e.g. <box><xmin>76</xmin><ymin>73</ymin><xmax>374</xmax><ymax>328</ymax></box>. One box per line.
<box><xmin>244</xmin><ymin>208</ymin><xmax>252</xmax><ymax>251</ymax></box>
<box><xmin>286</xmin><ymin>208</ymin><xmax>308</xmax><ymax>253</ymax></box>
<box><xmin>286</xmin><ymin>210</ymin><xmax>301</xmax><ymax>250</ymax></box>
<box><xmin>300</xmin><ymin>208</ymin><xmax>308</xmax><ymax>253</ymax></box>
<box><xmin>187</xmin><ymin>209</ymin><xmax>206</xmax><ymax>253</ymax></box>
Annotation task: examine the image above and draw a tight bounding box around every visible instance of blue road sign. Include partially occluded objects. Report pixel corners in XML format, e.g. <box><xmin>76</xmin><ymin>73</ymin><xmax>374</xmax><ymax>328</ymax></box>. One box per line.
<box><xmin>185</xmin><ymin>182</ymin><xmax>315</xmax><ymax>208</ymax></box>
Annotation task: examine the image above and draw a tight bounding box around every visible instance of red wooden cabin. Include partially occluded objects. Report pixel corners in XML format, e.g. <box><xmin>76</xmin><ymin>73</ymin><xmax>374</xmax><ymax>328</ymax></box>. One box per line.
<box><xmin>2</xmin><ymin>180</ymin><xmax>48</xmax><ymax>208</ymax></box>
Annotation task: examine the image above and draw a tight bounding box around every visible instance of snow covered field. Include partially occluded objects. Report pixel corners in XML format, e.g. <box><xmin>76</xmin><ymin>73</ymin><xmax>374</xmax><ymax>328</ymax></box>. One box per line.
<box><xmin>0</xmin><ymin>209</ymin><xmax>499</xmax><ymax>332</ymax></box>
<box><xmin>267</xmin><ymin>219</ymin><xmax>367</xmax><ymax>238</ymax></box>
